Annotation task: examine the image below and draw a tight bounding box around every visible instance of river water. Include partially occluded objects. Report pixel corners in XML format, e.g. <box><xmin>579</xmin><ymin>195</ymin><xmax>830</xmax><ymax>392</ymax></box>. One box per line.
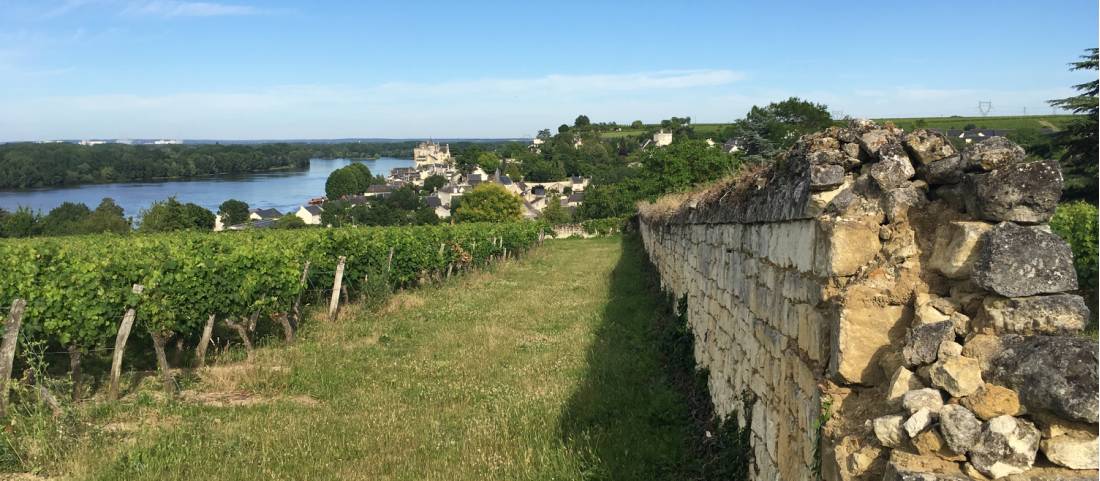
<box><xmin>0</xmin><ymin>157</ymin><xmax>414</xmax><ymax>219</ymax></box>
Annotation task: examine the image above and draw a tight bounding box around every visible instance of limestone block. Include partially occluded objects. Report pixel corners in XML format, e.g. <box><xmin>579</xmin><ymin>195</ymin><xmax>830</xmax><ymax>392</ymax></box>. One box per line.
<box><xmin>939</xmin><ymin>404</ymin><xmax>982</xmax><ymax>455</ymax></box>
<box><xmin>903</xmin><ymin>388</ymin><xmax>945</xmax><ymax>415</ymax></box>
<box><xmin>965</xmin><ymin>159</ymin><xmax>1063</xmax><ymax>224</ymax></box>
<box><xmin>975</xmin><ymin>294</ymin><xmax>1089</xmax><ymax>335</ymax></box>
<box><xmin>969</xmin><ymin>415</ymin><xmax>1041</xmax><ymax>479</ymax></box>
<box><xmin>887</xmin><ymin>367</ymin><xmax>927</xmax><ymax>404</ymax></box>
<box><xmin>830</xmin><ymin>296</ymin><xmax>907</xmax><ymax>385</ymax></box>
<box><xmin>929</xmin><ymin>355</ymin><xmax>984</xmax><ymax>397</ymax></box>
<box><xmin>814</xmin><ymin>218</ymin><xmax>881</xmax><ymax>277</ymax></box>
<box><xmin>989</xmin><ymin>335</ymin><xmax>1098</xmax><ymax>424</ymax></box>
<box><xmin>973</xmin><ymin>222</ymin><xmax>1077</xmax><ymax>297</ymax></box>
<box><xmin>1040</xmin><ymin>435</ymin><xmax>1099</xmax><ymax>470</ymax></box>
<box><xmin>903</xmin><ymin>129</ymin><xmax>958</xmax><ymax>165</ymax></box>
<box><xmin>927</xmin><ymin>221</ymin><xmax>993</xmax><ymax>279</ymax></box>
<box><xmin>961</xmin><ymin>136</ymin><xmax>1026</xmax><ymax>172</ymax></box>
<box><xmin>875</xmin><ymin>414</ymin><xmax>908</xmax><ymax>448</ymax></box>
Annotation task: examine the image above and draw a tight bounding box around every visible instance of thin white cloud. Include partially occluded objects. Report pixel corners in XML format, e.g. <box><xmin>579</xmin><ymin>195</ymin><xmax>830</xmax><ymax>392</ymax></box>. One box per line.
<box><xmin>120</xmin><ymin>1</ymin><xmax>269</xmax><ymax>17</ymax></box>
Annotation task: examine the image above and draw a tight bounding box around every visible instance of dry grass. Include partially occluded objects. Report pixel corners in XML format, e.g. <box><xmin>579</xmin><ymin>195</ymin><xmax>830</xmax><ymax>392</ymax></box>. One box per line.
<box><xmin>637</xmin><ymin>162</ymin><xmax>774</xmax><ymax>223</ymax></box>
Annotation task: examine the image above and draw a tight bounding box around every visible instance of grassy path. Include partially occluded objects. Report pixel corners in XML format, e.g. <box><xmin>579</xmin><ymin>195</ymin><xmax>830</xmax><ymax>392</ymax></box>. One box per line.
<box><xmin>64</xmin><ymin>237</ymin><xmax>703</xmax><ymax>480</ymax></box>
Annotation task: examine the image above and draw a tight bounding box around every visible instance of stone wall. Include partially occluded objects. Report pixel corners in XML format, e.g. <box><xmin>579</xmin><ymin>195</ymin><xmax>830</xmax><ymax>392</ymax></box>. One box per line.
<box><xmin>638</xmin><ymin>121</ymin><xmax>1098</xmax><ymax>481</ymax></box>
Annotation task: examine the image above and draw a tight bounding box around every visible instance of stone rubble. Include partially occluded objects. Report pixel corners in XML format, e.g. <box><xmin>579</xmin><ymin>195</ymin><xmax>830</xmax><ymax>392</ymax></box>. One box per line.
<box><xmin>637</xmin><ymin>120</ymin><xmax>1097</xmax><ymax>481</ymax></box>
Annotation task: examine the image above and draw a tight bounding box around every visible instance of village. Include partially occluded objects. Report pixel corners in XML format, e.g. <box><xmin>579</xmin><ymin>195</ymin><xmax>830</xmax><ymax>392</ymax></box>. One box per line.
<box><xmin>214</xmin><ymin>138</ymin><xmax>599</xmax><ymax>230</ymax></box>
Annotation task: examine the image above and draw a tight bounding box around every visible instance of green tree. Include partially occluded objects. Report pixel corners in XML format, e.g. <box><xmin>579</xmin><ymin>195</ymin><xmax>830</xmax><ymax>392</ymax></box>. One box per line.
<box><xmin>641</xmin><ymin>139</ymin><xmax>738</xmax><ymax>194</ymax></box>
<box><xmin>730</xmin><ymin>97</ymin><xmax>832</xmax><ymax>162</ymax></box>
<box><xmin>539</xmin><ymin>194</ymin><xmax>572</xmax><ymax>225</ymax></box>
<box><xmin>218</xmin><ymin>199</ymin><xmax>250</xmax><ymax>225</ymax></box>
<box><xmin>574</xmin><ymin>115</ymin><xmax>591</xmax><ymax>129</ymax></box>
<box><xmin>422</xmin><ymin>174</ymin><xmax>447</xmax><ymax>193</ymax></box>
<box><xmin>273</xmin><ymin>214</ymin><xmax>307</xmax><ymax>229</ymax></box>
<box><xmin>39</xmin><ymin>202</ymin><xmax>92</xmax><ymax>236</ymax></box>
<box><xmin>1050</xmin><ymin>201</ymin><xmax>1099</xmax><ymax>330</ymax></box>
<box><xmin>139</xmin><ymin>197</ymin><xmax>214</xmax><ymax>232</ymax></box>
<box><xmin>84</xmin><ymin>198</ymin><xmax>130</xmax><ymax>234</ymax></box>
<box><xmin>0</xmin><ymin>207</ymin><xmax>38</xmax><ymax>237</ymax></box>
<box><xmin>558</xmin><ymin>124</ymin><xmax>571</xmax><ymax>134</ymax></box>
<box><xmin>325</xmin><ymin>164</ymin><xmax>372</xmax><ymax>199</ymax></box>
<box><xmin>1048</xmin><ymin>48</ymin><xmax>1098</xmax><ymax>202</ymax></box>
<box><xmin>454</xmin><ymin>183</ymin><xmax>523</xmax><ymax>223</ymax></box>
<box><xmin>477</xmin><ymin>151</ymin><xmax>502</xmax><ymax>173</ymax></box>
<box><xmin>385</xmin><ymin>186</ymin><xmax>422</xmax><ymax>211</ymax></box>
<box><xmin>631</xmin><ymin>120</ymin><xmax>644</xmax><ymax>129</ymax></box>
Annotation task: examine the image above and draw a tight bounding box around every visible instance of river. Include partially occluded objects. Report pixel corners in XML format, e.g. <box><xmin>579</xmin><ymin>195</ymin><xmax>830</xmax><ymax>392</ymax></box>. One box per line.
<box><xmin>0</xmin><ymin>157</ymin><xmax>414</xmax><ymax>219</ymax></box>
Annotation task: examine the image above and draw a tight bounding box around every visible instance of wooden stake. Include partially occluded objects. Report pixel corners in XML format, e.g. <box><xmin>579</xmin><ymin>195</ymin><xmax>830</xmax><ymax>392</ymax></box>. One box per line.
<box><xmin>0</xmin><ymin>299</ymin><xmax>26</xmax><ymax>417</ymax></box>
<box><xmin>68</xmin><ymin>344</ymin><xmax>82</xmax><ymax>402</ymax></box>
<box><xmin>109</xmin><ymin>284</ymin><xmax>142</xmax><ymax>401</ymax></box>
<box><xmin>194</xmin><ymin>313</ymin><xmax>216</xmax><ymax>368</ymax></box>
<box><xmin>291</xmin><ymin>261</ymin><xmax>310</xmax><ymax>330</ymax></box>
<box><xmin>276</xmin><ymin>313</ymin><xmax>294</xmax><ymax>343</ymax></box>
<box><xmin>328</xmin><ymin>256</ymin><xmax>346</xmax><ymax>321</ymax></box>
<box><xmin>446</xmin><ymin>263</ymin><xmax>453</xmax><ymax>278</ymax></box>
<box><xmin>386</xmin><ymin>247</ymin><xmax>395</xmax><ymax>273</ymax></box>
<box><xmin>150</xmin><ymin>331</ymin><xmax>175</xmax><ymax>396</ymax></box>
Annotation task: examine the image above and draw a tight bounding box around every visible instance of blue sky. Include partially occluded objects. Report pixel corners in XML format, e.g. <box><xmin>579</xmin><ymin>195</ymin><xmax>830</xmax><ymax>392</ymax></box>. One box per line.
<box><xmin>1</xmin><ymin>0</ymin><xmax>1096</xmax><ymax>140</ymax></box>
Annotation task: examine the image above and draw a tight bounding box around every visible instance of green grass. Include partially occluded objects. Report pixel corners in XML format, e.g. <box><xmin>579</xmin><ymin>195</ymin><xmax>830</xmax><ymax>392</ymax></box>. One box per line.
<box><xmin>873</xmin><ymin>114</ymin><xmax>1077</xmax><ymax>132</ymax></box>
<box><xmin>15</xmin><ymin>237</ymin><xmax>738</xmax><ymax>480</ymax></box>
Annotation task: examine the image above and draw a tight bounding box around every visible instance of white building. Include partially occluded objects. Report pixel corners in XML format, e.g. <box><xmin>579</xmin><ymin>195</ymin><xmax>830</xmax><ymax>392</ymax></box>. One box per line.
<box><xmin>154</xmin><ymin>139</ymin><xmax>183</xmax><ymax>145</ymax></box>
<box><xmin>295</xmin><ymin>205</ymin><xmax>323</xmax><ymax>225</ymax></box>
<box><xmin>653</xmin><ymin>130</ymin><xmax>673</xmax><ymax>147</ymax></box>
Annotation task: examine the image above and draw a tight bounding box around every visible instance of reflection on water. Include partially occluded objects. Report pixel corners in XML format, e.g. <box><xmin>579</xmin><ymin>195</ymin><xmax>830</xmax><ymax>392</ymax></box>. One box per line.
<box><xmin>0</xmin><ymin>157</ymin><xmax>414</xmax><ymax>218</ymax></box>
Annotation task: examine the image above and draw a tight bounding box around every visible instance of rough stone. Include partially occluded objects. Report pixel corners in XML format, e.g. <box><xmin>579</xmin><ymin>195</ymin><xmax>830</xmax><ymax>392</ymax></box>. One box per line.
<box><xmin>904</xmin><ymin>129</ymin><xmax>958</xmax><ymax>165</ymax></box>
<box><xmin>928</xmin><ymin>221</ymin><xmax>993</xmax><ymax>279</ymax></box>
<box><xmin>962</xmin><ymin>334</ymin><xmax>1004</xmax><ymax>374</ymax></box>
<box><xmin>961</xmin><ymin>137</ymin><xmax>1026</xmax><ymax>172</ymax></box>
<box><xmin>810</xmin><ymin>164</ymin><xmax>846</xmax><ymax>191</ymax></box>
<box><xmin>920</xmin><ymin>155</ymin><xmax>965</xmax><ymax>185</ymax></box>
<box><xmin>929</xmin><ymin>355</ymin><xmax>984</xmax><ymax>397</ymax></box>
<box><xmin>972</xmin><ymin>223</ymin><xmax>1078</xmax><ymax>297</ymax></box>
<box><xmin>815</xmin><ymin>217</ymin><xmax>882</xmax><ymax>277</ymax></box>
<box><xmin>990</xmin><ymin>335</ymin><xmax>1099</xmax><ymax>424</ymax></box>
<box><xmin>882</xmin><ymin>186</ymin><xmax>928</xmax><ymax>223</ymax></box>
<box><xmin>860</xmin><ymin>129</ymin><xmax>893</xmax><ymax>155</ymax></box>
<box><xmin>1040</xmin><ymin>435</ymin><xmax>1099</xmax><ymax>470</ymax></box>
<box><xmin>938</xmin><ymin>340</ymin><xmax>963</xmax><ymax>359</ymax></box>
<box><xmin>913</xmin><ymin>428</ymin><xmax>966</xmax><ymax>461</ymax></box>
<box><xmin>960</xmin><ymin>384</ymin><xmax>1021</xmax><ymax>421</ymax></box>
<box><xmin>949</xmin><ymin>312</ymin><xmax>970</xmax><ymax>337</ymax></box>
<box><xmin>875</xmin><ymin>414</ymin><xmax>909</xmax><ymax>448</ymax></box>
<box><xmin>965</xmin><ymin>160</ymin><xmax>1063</xmax><ymax>224</ymax></box>
<box><xmin>939</xmin><ymin>404</ymin><xmax>982</xmax><ymax>454</ymax></box>
<box><xmin>888</xmin><ymin>367</ymin><xmax>927</xmax><ymax>403</ymax></box>
<box><xmin>915</xmin><ymin>302</ymin><xmax>951</xmax><ymax>325</ymax></box>
<box><xmin>883</xmin><ymin>450</ymin><xmax>971</xmax><ymax>481</ymax></box>
<box><xmin>842</xmin><ymin>142</ymin><xmax>862</xmax><ymax>159</ymax></box>
<box><xmin>831</xmin><ymin>298</ymin><xmax>904</xmax><ymax>385</ymax></box>
<box><xmin>869</xmin><ymin>143</ymin><xmax>917</xmax><ymax>189</ymax></box>
<box><xmin>904</xmin><ymin>321</ymin><xmax>955</xmax><ymax>367</ymax></box>
<box><xmin>903</xmin><ymin>388</ymin><xmax>945</xmax><ymax>415</ymax></box>
<box><xmin>969</xmin><ymin>415</ymin><xmax>1041</xmax><ymax>479</ymax></box>
<box><xmin>905</xmin><ymin>407</ymin><xmax>935</xmax><ymax>438</ymax></box>
<box><xmin>976</xmin><ymin>294</ymin><xmax>1089</xmax><ymax>335</ymax></box>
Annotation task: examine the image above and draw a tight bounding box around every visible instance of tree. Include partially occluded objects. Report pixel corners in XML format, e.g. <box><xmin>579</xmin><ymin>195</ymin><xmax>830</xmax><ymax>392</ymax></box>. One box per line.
<box><xmin>1048</xmin><ymin>48</ymin><xmax>1098</xmax><ymax>202</ymax></box>
<box><xmin>454</xmin><ymin>183</ymin><xmax>523</xmax><ymax>223</ymax></box>
<box><xmin>631</xmin><ymin>120</ymin><xmax>644</xmax><ymax>129</ymax></box>
<box><xmin>539</xmin><ymin>194</ymin><xmax>572</xmax><ymax>225</ymax></box>
<box><xmin>139</xmin><ymin>197</ymin><xmax>214</xmax><ymax>232</ymax></box>
<box><xmin>536</xmin><ymin>129</ymin><xmax>552</xmax><ymax>140</ymax></box>
<box><xmin>730</xmin><ymin>97</ymin><xmax>832</xmax><ymax>162</ymax></box>
<box><xmin>273</xmin><ymin>214</ymin><xmax>307</xmax><ymax>229</ymax></box>
<box><xmin>0</xmin><ymin>207</ymin><xmax>38</xmax><ymax>237</ymax></box>
<box><xmin>385</xmin><ymin>186</ymin><xmax>422</xmax><ymax>211</ymax></box>
<box><xmin>39</xmin><ymin>202</ymin><xmax>92</xmax><ymax>236</ymax></box>
<box><xmin>422</xmin><ymin>174</ymin><xmax>447</xmax><ymax>193</ymax></box>
<box><xmin>558</xmin><ymin>124</ymin><xmax>571</xmax><ymax>134</ymax></box>
<box><xmin>477</xmin><ymin>151</ymin><xmax>502</xmax><ymax>174</ymax></box>
<box><xmin>641</xmin><ymin>139</ymin><xmax>738</xmax><ymax>194</ymax></box>
<box><xmin>84</xmin><ymin>198</ymin><xmax>130</xmax><ymax>234</ymax></box>
<box><xmin>218</xmin><ymin>199</ymin><xmax>250</xmax><ymax>225</ymax></box>
<box><xmin>574</xmin><ymin>115</ymin><xmax>591</xmax><ymax>129</ymax></box>
<box><xmin>325</xmin><ymin>164</ymin><xmax>372</xmax><ymax>199</ymax></box>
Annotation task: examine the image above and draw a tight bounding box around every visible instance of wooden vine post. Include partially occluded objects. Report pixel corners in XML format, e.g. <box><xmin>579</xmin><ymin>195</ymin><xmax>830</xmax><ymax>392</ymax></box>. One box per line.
<box><xmin>109</xmin><ymin>284</ymin><xmax>143</xmax><ymax>401</ymax></box>
<box><xmin>290</xmin><ymin>260</ymin><xmax>311</xmax><ymax>330</ymax></box>
<box><xmin>149</xmin><ymin>330</ymin><xmax>175</xmax><ymax>396</ymax></box>
<box><xmin>328</xmin><ymin>256</ymin><xmax>346</xmax><ymax>321</ymax></box>
<box><xmin>194</xmin><ymin>314</ymin><xmax>217</xmax><ymax>368</ymax></box>
<box><xmin>0</xmin><ymin>299</ymin><xmax>27</xmax><ymax>417</ymax></box>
